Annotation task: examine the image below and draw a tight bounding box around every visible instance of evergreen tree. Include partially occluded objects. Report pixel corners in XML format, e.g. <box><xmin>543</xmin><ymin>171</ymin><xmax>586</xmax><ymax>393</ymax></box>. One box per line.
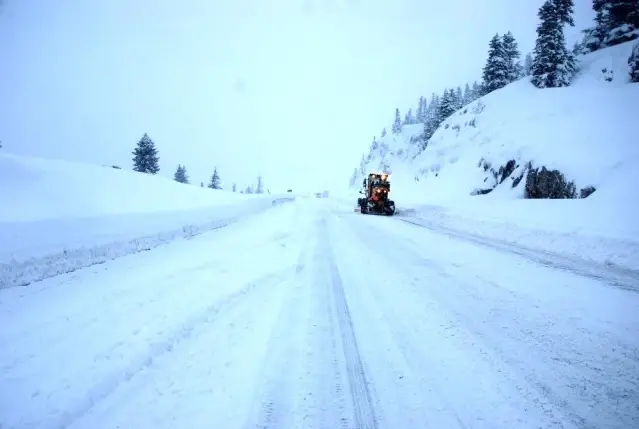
<box><xmin>173</xmin><ymin>164</ymin><xmax>189</xmax><ymax>184</ymax></box>
<box><xmin>208</xmin><ymin>167</ymin><xmax>222</xmax><ymax>189</ymax></box>
<box><xmin>244</xmin><ymin>185</ymin><xmax>254</xmax><ymax>194</ymax></box>
<box><xmin>471</xmin><ymin>81</ymin><xmax>482</xmax><ymax>101</ymax></box>
<box><xmin>454</xmin><ymin>86</ymin><xmax>463</xmax><ymax>109</ymax></box>
<box><xmin>482</xmin><ymin>34</ymin><xmax>509</xmax><ymax>94</ymax></box>
<box><xmin>421</xmin><ymin>92</ymin><xmax>441</xmax><ymax>149</ymax></box>
<box><xmin>438</xmin><ymin>89</ymin><xmax>457</xmax><ymax>121</ymax></box>
<box><xmin>523</xmin><ymin>52</ymin><xmax>534</xmax><ymax>76</ymax></box>
<box><xmin>132</xmin><ymin>133</ymin><xmax>160</xmax><ymax>174</ymax></box>
<box><xmin>200</xmin><ymin>182</ymin><xmax>204</xmax><ymax>188</ymax></box>
<box><xmin>531</xmin><ymin>0</ymin><xmax>576</xmax><ymax>88</ymax></box>
<box><xmin>502</xmin><ymin>31</ymin><xmax>523</xmax><ymax>82</ymax></box>
<box><xmin>462</xmin><ymin>83</ymin><xmax>472</xmax><ymax>106</ymax></box>
<box><xmin>588</xmin><ymin>0</ymin><xmax>639</xmax><ymax>51</ymax></box>
<box><xmin>381</xmin><ymin>127</ymin><xmax>387</xmax><ymax>137</ymax></box>
<box><xmin>391</xmin><ymin>108</ymin><xmax>402</xmax><ymax>134</ymax></box>
<box><xmin>232</xmin><ymin>183</ymin><xmax>237</xmax><ymax>192</ymax></box>
<box><xmin>415</xmin><ymin>96</ymin><xmax>425</xmax><ymax>123</ymax></box>
<box><xmin>255</xmin><ymin>176</ymin><xmax>264</xmax><ymax>194</ymax></box>
<box><xmin>404</xmin><ymin>108</ymin><xmax>414</xmax><ymax>125</ymax></box>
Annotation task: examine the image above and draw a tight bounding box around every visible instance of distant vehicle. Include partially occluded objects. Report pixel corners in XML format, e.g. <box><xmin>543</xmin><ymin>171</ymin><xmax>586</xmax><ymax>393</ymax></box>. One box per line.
<box><xmin>356</xmin><ymin>172</ymin><xmax>395</xmax><ymax>215</ymax></box>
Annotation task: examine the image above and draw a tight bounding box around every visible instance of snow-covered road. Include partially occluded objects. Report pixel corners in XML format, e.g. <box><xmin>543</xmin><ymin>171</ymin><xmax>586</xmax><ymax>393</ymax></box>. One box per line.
<box><xmin>1</xmin><ymin>199</ymin><xmax>637</xmax><ymax>429</ymax></box>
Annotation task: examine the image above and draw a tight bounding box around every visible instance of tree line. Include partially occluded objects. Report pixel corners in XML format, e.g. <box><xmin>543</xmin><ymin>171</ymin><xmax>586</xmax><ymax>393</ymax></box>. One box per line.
<box><xmin>352</xmin><ymin>0</ymin><xmax>638</xmax><ymax>185</ymax></box>
<box><xmin>131</xmin><ymin>133</ymin><xmax>266</xmax><ymax>194</ymax></box>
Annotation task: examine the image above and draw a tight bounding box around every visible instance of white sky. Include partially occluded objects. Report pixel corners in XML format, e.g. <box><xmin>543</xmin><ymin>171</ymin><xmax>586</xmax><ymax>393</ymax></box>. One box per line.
<box><xmin>0</xmin><ymin>0</ymin><xmax>594</xmax><ymax>193</ymax></box>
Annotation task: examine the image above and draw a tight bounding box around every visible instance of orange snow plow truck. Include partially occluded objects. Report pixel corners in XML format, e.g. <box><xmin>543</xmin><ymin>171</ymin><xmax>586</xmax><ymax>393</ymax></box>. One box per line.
<box><xmin>356</xmin><ymin>173</ymin><xmax>395</xmax><ymax>216</ymax></box>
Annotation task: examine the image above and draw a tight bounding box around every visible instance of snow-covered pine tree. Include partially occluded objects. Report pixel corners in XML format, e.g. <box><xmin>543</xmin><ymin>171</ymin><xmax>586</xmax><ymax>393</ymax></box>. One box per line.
<box><xmin>629</xmin><ymin>40</ymin><xmax>639</xmax><ymax>81</ymax></box>
<box><xmin>381</xmin><ymin>127</ymin><xmax>387</xmax><ymax>137</ymax></box>
<box><xmin>415</xmin><ymin>96</ymin><xmax>425</xmax><ymax>123</ymax></box>
<box><xmin>523</xmin><ymin>52</ymin><xmax>534</xmax><ymax>75</ymax></box>
<box><xmin>208</xmin><ymin>167</ymin><xmax>222</xmax><ymax>189</ymax></box>
<box><xmin>404</xmin><ymin>108</ymin><xmax>414</xmax><ymax>125</ymax></box>
<box><xmin>255</xmin><ymin>176</ymin><xmax>264</xmax><ymax>194</ymax></box>
<box><xmin>438</xmin><ymin>89</ymin><xmax>457</xmax><ymax>122</ymax></box>
<box><xmin>502</xmin><ymin>31</ymin><xmax>523</xmax><ymax>82</ymax></box>
<box><xmin>173</xmin><ymin>164</ymin><xmax>189</xmax><ymax>183</ymax></box>
<box><xmin>132</xmin><ymin>133</ymin><xmax>160</xmax><ymax>174</ymax></box>
<box><xmin>391</xmin><ymin>108</ymin><xmax>402</xmax><ymax>134</ymax></box>
<box><xmin>587</xmin><ymin>0</ymin><xmax>639</xmax><ymax>51</ymax></box>
<box><xmin>421</xmin><ymin>93</ymin><xmax>441</xmax><ymax>149</ymax></box>
<box><xmin>200</xmin><ymin>182</ymin><xmax>204</xmax><ymax>187</ymax></box>
<box><xmin>531</xmin><ymin>0</ymin><xmax>576</xmax><ymax>88</ymax></box>
<box><xmin>471</xmin><ymin>81</ymin><xmax>482</xmax><ymax>101</ymax></box>
<box><xmin>232</xmin><ymin>183</ymin><xmax>237</xmax><ymax>192</ymax></box>
<box><xmin>482</xmin><ymin>34</ymin><xmax>509</xmax><ymax>94</ymax></box>
<box><xmin>245</xmin><ymin>185</ymin><xmax>254</xmax><ymax>194</ymax></box>
<box><xmin>454</xmin><ymin>86</ymin><xmax>463</xmax><ymax>109</ymax></box>
<box><xmin>462</xmin><ymin>83</ymin><xmax>472</xmax><ymax>106</ymax></box>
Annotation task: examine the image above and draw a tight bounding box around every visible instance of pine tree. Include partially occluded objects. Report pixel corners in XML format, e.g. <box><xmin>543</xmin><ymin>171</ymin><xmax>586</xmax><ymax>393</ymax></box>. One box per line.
<box><xmin>255</xmin><ymin>176</ymin><xmax>264</xmax><ymax>194</ymax></box>
<box><xmin>588</xmin><ymin>1</ymin><xmax>639</xmax><ymax>51</ymax></box>
<box><xmin>404</xmin><ymin>108</ymin><xmax>414</xmax><ymax>125</ymax></box>
<box><xmin>502</xmin><ymin>31</ymin><xmax>523</xmax><ymax>82</ymax></box>
<box><xmin>482</xmin><ymin>34</ymin><xmax>509</xmax><ymax>94</ymax></box>
<box><xmin>232</xmin><ymin>183</ymin><xmax>237</xmax><ymax>192</ymax></box>
<box><xmin>416</xmin><ymin>96</ymin><xmax>425</xmax><ymax>123</ymax></box>
<box><xmin>462</xmin><ymin>83</ymin><xmax>472</xmax><ymax>106</ymax></box>
<box><xmin>523</xmin><ymin>52</ymin><xmax>534</xmax><ymax>76</ymax></box>
<box><xmin>531</xmin><ymin>0</ymin><xmax>576</xmax><ymax>88</ymax></box>
<box><xmin>381</xmin><ymin>128</ymin><xmax>387</xmax><ymax>137</ymax></box>
<box><xmin>438</xmin><ymin>89</ymin><xmax>457</xmax><ymax>121</ymax></box>
<box><xmin>421</xmin><ymin>93</ymin><xmax>441</xmax><ymax>149</ymax></box>
<box><xmin>391</xmin><ymin>108</ymin><xmax>402</xmax><ymax>134</ymax></box>
<box><xmin>200</xmin><ymin>182</ymin><xmax>204</xmax><ymax>187</ymax></box>
<box><xmin>208</xmin><ymin>167</ymin><xmax>222</xmax><ymax>189</ymax></box>
<box><xmin>454</xmin><ymin>86</ymin><xmax>463</xmax><ymax>109</ymax></box>
<box><xmin>471</xmin><ymin>81</ymin><xmax>482</xmax><ymax>101</ymax></box>
<box><xmin>173</xmin><ymin>164</ymin><xmax>189</xmax><ymax>184</ymax></box>
<box><xmin>245</xmin><ymin>185</ymin><xmax>254</xmax><ymax>194</ymax></box>
<box><xmin>132</xmin><ymin>133</ymin><xmax>160</xmax><ymax>174</ymax></box>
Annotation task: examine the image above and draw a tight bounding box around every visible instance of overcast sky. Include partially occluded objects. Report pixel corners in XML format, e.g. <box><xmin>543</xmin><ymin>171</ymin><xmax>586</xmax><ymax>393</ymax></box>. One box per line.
<box><xmin>0</xmin><ymin>0</ymin><xmax>594</xmax><ymax>193</ymax></box>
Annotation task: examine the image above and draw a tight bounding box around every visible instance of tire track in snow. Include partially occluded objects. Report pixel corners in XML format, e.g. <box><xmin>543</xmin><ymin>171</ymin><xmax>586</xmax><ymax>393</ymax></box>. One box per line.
<box><xmin>54</xmin><ymin>269</ymin><xmax>292</xmax><ymax>429</ymax></box>
<box><xmin>318</xmin><ymin>217</ymin><xmax>379</xmax><ymax>429</ymax></box>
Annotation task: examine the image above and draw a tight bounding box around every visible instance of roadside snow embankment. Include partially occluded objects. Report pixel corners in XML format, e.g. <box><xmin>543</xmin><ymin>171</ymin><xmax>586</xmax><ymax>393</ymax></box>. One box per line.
<box><xmin>400</xmin><ymin>197</ymin><xmax>639</xmax><ymax>274</ymax></box>
<box><xmin>0</xmin><ymin>154</ymin><xmax>294</xmax><ymax>288</ymax></box>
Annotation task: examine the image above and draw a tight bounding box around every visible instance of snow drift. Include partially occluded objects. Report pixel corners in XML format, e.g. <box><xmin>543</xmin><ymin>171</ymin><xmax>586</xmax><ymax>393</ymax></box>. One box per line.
<box><xmin>0</xmin><ymin>153</ymin><xmax>294</xmax><ymax>288</ymax></box>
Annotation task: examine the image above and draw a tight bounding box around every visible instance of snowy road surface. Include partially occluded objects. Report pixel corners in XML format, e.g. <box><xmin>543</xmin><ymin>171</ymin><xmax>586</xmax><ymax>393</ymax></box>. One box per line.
<box><xmin>1</xmin><ymin>199</ymin><xmax>638</xmax><ymax>429</ymax></box>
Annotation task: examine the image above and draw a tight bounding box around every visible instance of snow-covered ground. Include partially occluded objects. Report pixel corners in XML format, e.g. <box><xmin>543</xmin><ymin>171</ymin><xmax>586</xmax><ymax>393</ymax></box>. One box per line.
<box><xmin>1</xmin><ymin>198</ymin><xmax>637</xmax><ymax>429</ymax></box>
<box><xmin>0</xmin><ymin>153</ymin><xmax>294</xmax><ymax>288</ymax></box>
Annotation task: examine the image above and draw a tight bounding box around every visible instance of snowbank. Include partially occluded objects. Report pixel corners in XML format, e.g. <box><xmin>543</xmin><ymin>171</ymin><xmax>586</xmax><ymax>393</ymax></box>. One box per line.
<box><xmin>0</xmin><ymin>153</ymin><xmax>294</xmax><ymax>288</ymax></box>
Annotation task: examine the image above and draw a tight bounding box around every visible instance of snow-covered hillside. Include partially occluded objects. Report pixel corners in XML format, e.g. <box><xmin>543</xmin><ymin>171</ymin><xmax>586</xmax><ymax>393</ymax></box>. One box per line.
<box><xmin>0</xmin><ymin>153</ymin><xmax>293</xmax><ymax>287</ymax></box>
<box><xmin>351</xmin><ymin>41</ymin><xmax>638</xmax><ymax>206</ymax></box>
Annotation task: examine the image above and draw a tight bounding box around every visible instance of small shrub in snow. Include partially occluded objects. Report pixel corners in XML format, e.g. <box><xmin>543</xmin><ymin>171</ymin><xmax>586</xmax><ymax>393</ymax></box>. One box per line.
<box><xmin>525</xmin><ymin>166</ymin><xmax>577</xmax><ymax>199</ymax></box>
<box><xmin>471</xmin><ymin>100</ymin><xmax>485</xmax><ymax>115</ymax></box>
<box><xmin>469</xmin><ymin>118</ymin><xmax>476</xmax><ymax>127</ymax></box>
<box><xmin>580</xmin><ymin>186</ymin><xmax>596</xmax><ymax>198</ymax></box>
<box><xmin>111</xmin><ymin>165</ymin><xmax>121</xmax><ymax>169</ymax></box>
<box><xmin>444</xmin><ymin>123</ymin><xmax>450</xmax><ymax>129</ymax></box>
<box><xmin>452</xmin><ymin>124</ymin><xmax>461</xmax><ymax>133</ymax></box>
